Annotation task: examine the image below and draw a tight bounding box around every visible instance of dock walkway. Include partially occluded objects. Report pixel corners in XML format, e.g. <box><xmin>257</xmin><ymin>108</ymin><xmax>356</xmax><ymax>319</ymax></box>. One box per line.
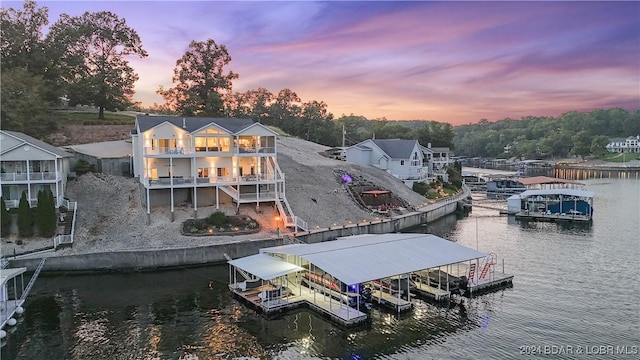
<box><xmin>412</xmin><ymin>282</ymin><xmax>450</xmax><ymax>301</ymax></box>
<box><xmin>230</xmin><ymin>282</ymin><xmax>368</xmax><ymax>326</ymax></box>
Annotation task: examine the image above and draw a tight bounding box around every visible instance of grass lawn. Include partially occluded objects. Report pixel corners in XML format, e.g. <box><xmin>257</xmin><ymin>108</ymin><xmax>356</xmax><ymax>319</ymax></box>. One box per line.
<box><xmin>600</xmin><ymin>152</ymin><xmax>640</xmax><ymax>163</ymax></box>
<box><xmin>50</xmin><ymin>111</ymin><xmax>135</xmax><ymax>125</ymax></box>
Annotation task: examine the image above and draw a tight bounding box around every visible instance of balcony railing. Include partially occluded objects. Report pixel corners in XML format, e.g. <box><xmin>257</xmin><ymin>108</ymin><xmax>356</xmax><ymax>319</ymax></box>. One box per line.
<box><xmin>0</xmin><ymin>172</ymin><xmax>59</xmax><ymax>182</ymax></box>
<box><xmin>238</xmin><ymin>191</ymin><xmax>277</xmax><ymax>201</ymax></box>
<box><xmin>238</xmin><ymin>146</ymin><xmax>275</xmax><ymax>154</ymax></box>
<box><xmin>4</xmin><ymin>199</ymin><xmax>38</xmax><ymax>209</ymax></box>
<box><xmin>144</xmin><ymin>147</ymin><xmax>192</xmax><ymax>155</ymax></box>
<box><xmin>144</xmin><ymin>173</ymin><xmax>282</xmax><ymax>186</ymax></box>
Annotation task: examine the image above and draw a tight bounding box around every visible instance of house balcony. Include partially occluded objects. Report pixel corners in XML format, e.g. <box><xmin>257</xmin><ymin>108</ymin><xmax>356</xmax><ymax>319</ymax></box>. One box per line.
<box><xmin>144</xmin><ymin>147</ymin><xmax>193</xmax><ymax>156</ymax></box>
<box><xmin>237</xmin><ymin>146</ymin><xmax>275</xmax><ymax>155</ymax></box>
<box><xmin>142</xmin><ymin>173</ymin><xmax>283</xmax><ymax>188</ymax></box>
<box><xmin>0</xmin><ymin>172</ymin><xmax>60</xmax><ymax>183</ymax></box>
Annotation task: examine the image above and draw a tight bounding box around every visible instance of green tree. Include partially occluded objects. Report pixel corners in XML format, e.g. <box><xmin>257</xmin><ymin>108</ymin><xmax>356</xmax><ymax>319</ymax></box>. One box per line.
<box><xmin>224</xmin><ymin>87</ymin><xmax>274</xmax><ymax>121</ymax></box>
<box><xmin>570</xmin><ymin>131</ymin><xmax>591</xmax><ymax>159</ymax></box>
<box><xmin>36</xmin><ymin>189</ymin><xmax>56</xmax><ymax>237</ymax></box>
<box><xmin>268</xmin><ymin>89</ymin><xmax>301</xmax><ymax>129</ymax></box>
<box><xmin>47</xmin><ymin>11</ymin><xmax>148</xmax><ymax>119</ymax></box>
<box><xmin>590</xmin><ymin>135</ymin><xmax>610</xmax><ymax>157</ymax></box>
<box><xmin>17</xmin><ymin>191</ymin><xmax>33</xmax><ymax>237</ymax></box>
<box><xmin>0</xmin><ymin>0</ymin><xmax>49</xmax><ymax>73</ymax></box>
<box><xmin>0</xmin><ymin>68</ymin><xmax>49</xmax><ymax>133</ymax></box>
<box><xmin>158</xmin><ymin>39</ymin><xmax>237</xmax><ymax>117</ymax></box>
<box><xmin>0</xmin><ymin>197</ymin><xmax>11</xmax><ymax>237</ymax></box>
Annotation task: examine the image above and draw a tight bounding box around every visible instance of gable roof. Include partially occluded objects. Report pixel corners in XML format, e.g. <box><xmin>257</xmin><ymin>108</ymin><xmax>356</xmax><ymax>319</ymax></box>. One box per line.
<box><xmin>136</xmin><ymin>115</ymin><xmax>256</xmax><ymax>134</ymax></box>
<box><xmin>1</xmin><ymin>130</ymin><xmax>72</xmax><ymax>158</ymax></box>
<box><xmin>371</xmin><ymin>139</ymin><xmax>419</xmax><ymax>159</ymax></box>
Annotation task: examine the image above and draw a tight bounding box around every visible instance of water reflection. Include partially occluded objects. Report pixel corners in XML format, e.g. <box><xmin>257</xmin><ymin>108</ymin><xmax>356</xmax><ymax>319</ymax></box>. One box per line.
<box><xmin>507</xmin><ymin>215</ymin><xmax>593</xmax><ymax>236</ymax></box>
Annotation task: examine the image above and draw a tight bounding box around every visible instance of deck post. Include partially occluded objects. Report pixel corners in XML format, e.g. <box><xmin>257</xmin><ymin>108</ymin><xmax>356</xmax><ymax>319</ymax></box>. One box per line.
<box><xmin>446</xmin><ymin>267</ymin><xmax>450</xmax><ymax>293</ymax></box>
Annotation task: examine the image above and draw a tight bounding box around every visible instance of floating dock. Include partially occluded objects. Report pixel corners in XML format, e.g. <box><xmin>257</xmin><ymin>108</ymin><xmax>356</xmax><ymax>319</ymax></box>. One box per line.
<box><xmin>228</xmin><ymin>234</ymin><xmax>514</xmax><ymax>326</ymax></box>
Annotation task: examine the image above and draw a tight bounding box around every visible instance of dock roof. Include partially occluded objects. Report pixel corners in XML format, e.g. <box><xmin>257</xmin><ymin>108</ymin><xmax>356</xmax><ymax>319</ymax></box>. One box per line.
<box><xmin>509</xmin><ymin>189</ymin><xmax>595</xmax><ymax>199</ymax></box>
<box><xmin>1</xmin><ymin>267</ymin><xmax>26</xmax><ymax>287</ymax></box>
<box><xmin>260</xmin><ymin>233</ymin><xmax>486</xmax><ymax>286</ymax></box>
<box><xmin>228</xmin><ymin>253</ymin><xmax>304</xmax><ymax>280</ymax></box>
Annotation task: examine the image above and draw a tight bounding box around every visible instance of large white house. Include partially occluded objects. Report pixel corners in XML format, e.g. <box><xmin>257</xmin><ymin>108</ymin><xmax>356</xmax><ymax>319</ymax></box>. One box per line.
<box><xmin>131</xmin><ymin>116</ymin><xmax>302</xmax><ymax>229</ymax></box>
<box><xmin>605</xmin><ymin>136</ymin><xmax>640</xmax><ymax>153</ymax></box>
<box><xmin>346</xmin><ymin>139</ymin><xmax>441</xmax><ymax>187</ymax></box>
<box><xmin>0</xmin><ymin>130</ymin><xmax>72</xmax><ymax>208</ymax></box>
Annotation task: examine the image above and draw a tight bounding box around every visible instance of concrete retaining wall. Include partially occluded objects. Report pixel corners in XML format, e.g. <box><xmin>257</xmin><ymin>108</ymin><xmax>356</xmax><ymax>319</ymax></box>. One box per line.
<box><xmin>12</xmin><ymin>238</ymin><xmax>285</xmax><ymax>273</ymax></box>
<box><xmin>11</xmin><ymin>189</ymin><xmax>469</xmax><ymax>273</ymax></box>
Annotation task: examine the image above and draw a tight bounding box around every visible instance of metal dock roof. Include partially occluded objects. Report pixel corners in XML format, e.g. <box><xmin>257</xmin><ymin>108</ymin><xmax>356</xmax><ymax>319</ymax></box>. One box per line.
<box><xmin>260</xmin><ymin>233</ymin><xmax>487</xmax><ymax>286</ymax></box>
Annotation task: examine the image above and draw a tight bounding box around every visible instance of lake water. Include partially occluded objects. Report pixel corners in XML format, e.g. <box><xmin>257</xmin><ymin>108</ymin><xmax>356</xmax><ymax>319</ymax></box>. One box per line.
<box><xmin>2</xmin><ymin>179</ymin><xmax>639</xmax><ymax>359</ymax></box>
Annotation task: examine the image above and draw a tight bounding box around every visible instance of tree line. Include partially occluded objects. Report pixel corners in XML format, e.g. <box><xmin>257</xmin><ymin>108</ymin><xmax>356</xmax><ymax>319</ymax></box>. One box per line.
<box><xmin>1</xmin><ymin>1</ymin><xmax>454</xmax><ymax>149</ymax></box>
<box><xmin>453</xmin><ymin>108</ymin><xmax>640</xmax><ymax>159</ymax></box>
<box><xmin>3</xmin><ymin>1</ymin><xmax>637</xmax><ymax>156</ymax></box>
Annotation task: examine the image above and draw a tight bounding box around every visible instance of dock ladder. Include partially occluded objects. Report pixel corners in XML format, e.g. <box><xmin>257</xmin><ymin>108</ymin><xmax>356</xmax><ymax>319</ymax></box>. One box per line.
<box><xmin>479</xmin><ymin>253</ymin><xmax>497</xmax><ymax>281</ymax></box>
<box><xmin>20</xmin><ymin>258</ymin><xmax>46</xmax><ymax>301</ymax></box>
<box><xmin>468</xmin><ymin>263</ymin><xmax>477</xmax><ymax>284</ymax></box>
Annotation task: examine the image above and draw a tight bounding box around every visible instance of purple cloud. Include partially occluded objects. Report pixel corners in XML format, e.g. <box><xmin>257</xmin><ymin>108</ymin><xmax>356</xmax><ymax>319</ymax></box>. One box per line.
<box><xmin>5</xmin><ymin>1</ymin><xmax>635</xmax><ymax>124</ymax></box>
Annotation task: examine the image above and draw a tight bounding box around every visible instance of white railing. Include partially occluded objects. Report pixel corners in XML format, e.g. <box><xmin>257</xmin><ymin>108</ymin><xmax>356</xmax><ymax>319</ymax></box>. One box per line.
<box><xmin>54</xmin><ymin>200</ymin><xmax>77</xmax><ymax>249</ymax></box>
<box><xmin>238</xmin><ymin>191</ymin><xmax>277</xmax><ymax>201</ymax></box>
<box><xmin>145</xmin><ymin>173</ymin><xmax>281</xmax><ymax>186</ymax></box>
<box><xmin>295</xmin><ymin>216</ymin><xmax>308</xmax><ymax>231</ymax></box>
<box><xmin>0</xmin><ymin>172</ymin><xmax>59</xmax><ymax>181</ymax></box>
<box><xmin>238</xmin><ymin>146</ymin><xmax>275</xmax><ymax>154</ymax></box>
<box><xmin>4</xmin><ymin>199</ymin><xmax>38</xmax><ymax>209</ymax></box>
<box><xmin>143</xmin><ymin>147</ymin><xmax>191</xmax><ymax>155</ymax></box>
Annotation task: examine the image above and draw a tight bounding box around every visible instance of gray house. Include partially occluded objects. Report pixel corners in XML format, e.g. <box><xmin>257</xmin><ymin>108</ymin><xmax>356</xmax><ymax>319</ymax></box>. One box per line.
<box><xmin>64</xmin><ymin>140</ymin><xmax>133</xmax><ymax>177</ymax></box>
<box><xmin>346</xmin><ymin>138</ymin><xmax>437</xmax><ymax>187</ymax></box>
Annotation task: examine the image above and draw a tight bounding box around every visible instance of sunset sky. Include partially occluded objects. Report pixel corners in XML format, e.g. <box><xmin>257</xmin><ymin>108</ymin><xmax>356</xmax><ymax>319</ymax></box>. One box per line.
<box><xmin>17</xmin><ymin>1</ymin><xmax>640</xmax><ymax>124</ymax></box>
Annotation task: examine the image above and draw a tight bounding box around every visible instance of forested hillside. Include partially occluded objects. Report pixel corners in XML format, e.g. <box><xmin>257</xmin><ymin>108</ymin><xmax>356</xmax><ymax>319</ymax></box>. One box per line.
<box><xmin>453</xmin><ymin>108</ymin><xmax>640</xmax><ymax>159</ymax></box>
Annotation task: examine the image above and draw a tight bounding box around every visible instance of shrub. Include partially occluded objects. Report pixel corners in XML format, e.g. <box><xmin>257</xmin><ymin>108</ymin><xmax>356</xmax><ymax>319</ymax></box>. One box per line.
<box><xmin>0</xmin><ymin>197</ymin><xmax>10</xmax><ymax>237</ymax></box>
<box><xmin>36</xmin><ymin>189</ymin><xmax>57</xmax><ymax>237</ymax></box>
<box><xmin>412</xmin><ymin>181</ymin><xmax>429</xmax><ymax>196</ymax></box>
<box><xmin>17</xmin><ymin>191</ymin><xmax>33</xmax><ymax>237</ymax></box>
<box><xmin>207</xmin><ymin>211</ymin><xmax>228</xmax><ymax>227</ymax></box>
<box><xmin>75</xmin><ymin>159</ymin><xmax>95</xmax><ymax>175</ymax></box>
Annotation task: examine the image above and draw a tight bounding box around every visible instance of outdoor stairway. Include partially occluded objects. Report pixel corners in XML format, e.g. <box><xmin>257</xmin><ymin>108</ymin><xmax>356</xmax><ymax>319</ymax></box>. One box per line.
<box><xmin>62</xmin><ymin>209</ymin><xmax>75</xmax><ymax>235</ymax></box>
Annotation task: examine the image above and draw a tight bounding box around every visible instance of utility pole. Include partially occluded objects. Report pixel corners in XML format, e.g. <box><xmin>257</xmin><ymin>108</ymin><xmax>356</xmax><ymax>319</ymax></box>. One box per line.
<box><xmin>342</xmin><ymin>125</ymin><xmax>346</xmax><ymax>148</ymax></box>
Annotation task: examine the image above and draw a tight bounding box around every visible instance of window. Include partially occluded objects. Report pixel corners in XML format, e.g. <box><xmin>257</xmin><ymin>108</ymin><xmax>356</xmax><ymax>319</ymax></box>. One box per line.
<box><xmin>197</xmin><ymin>168</ymin><xmax>209</xmax><ymax>178</ymax></box>
<box><xmin>400</xmin><ymin>160</ymin><xmax>405</xmax><ymax>166</ymax></box>
<box><xmin>217</xmin><ymin>168</ymin><xmax>229</xmax><ymax>177</ymax></box>
<box><xmin>207</xmin><ymin>137</ymin><xmax>219</xmax><ymax>151</ymax></box>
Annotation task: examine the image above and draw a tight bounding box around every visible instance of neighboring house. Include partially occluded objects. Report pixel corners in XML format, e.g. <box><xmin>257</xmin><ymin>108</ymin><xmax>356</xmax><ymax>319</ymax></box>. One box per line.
<box><xmin>64</xmin><ymin>140</ymin><xmax>133</xmax><ymax>177</ymax></box>
<box><xmin>131</xmin><ymin>116</ymin><xmax>303</xmax><ymax>229</ymax></box>
<box><xmin>0</xmin><ymin>130</ymin><xmax>72</xmax><ymax>208</ymax></box>
<box><xmin>345</xmin><ymin>138</ymin><xmax>437</xmax><ymax>187</ymax></box>
<box><xmin>605</xmin><ymin>136</ymin><xmax>640</xmax><ymax>153</ymax></box>
<box><xmin>429</xmin><ymin>146</ymin><xmax>451</xmax><ymax>182</ymax></box>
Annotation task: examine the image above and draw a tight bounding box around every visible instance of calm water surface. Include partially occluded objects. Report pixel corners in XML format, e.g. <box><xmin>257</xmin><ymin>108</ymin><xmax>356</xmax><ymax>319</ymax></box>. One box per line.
<box><xmin>2</xmin><ymin>179</ymin><xmax>639</xmax><ymax>359</ymax></box>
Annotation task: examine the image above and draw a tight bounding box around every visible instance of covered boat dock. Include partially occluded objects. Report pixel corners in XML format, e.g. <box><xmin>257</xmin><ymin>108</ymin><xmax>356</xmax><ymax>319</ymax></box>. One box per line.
<box><xmin>507</xmin><ymin>189</ymin><xmax>594</xmax><ymax>223</ymax></box>
<box><xmin>228</xmin><ymin>233</ymin><xmax>514</xmax><ymax>326</ymax></box>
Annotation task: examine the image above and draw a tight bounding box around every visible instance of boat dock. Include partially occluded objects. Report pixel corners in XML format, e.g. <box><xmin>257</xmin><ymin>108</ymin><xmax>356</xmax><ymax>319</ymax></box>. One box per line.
<box><xmin>0</xmin><ymin>267</ymin><xmax>27</xmax><ymax>331</ymax></box>
<box><xmin>468</xmin><ymin>273</ymin><xmax>515</xmax><ymax>295</ymax></box>
<box><xmin>507</xmin><ymin>188</ymin><xmax>594</xmax><ymax>223</ymax></box>
<box><xmin>1</xmin><ymin>259</ymin><xmax>46</xmax><ymax>341</ymax></box>
<box><xmin>228</xmin><ymin>233</ymin><xmax>514</xmax><ymax>327</ymax></box>
<box><xmin>229</xmin><ymin>280</ymin><xmax>368</xmax><ymax>326</ymax></box>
